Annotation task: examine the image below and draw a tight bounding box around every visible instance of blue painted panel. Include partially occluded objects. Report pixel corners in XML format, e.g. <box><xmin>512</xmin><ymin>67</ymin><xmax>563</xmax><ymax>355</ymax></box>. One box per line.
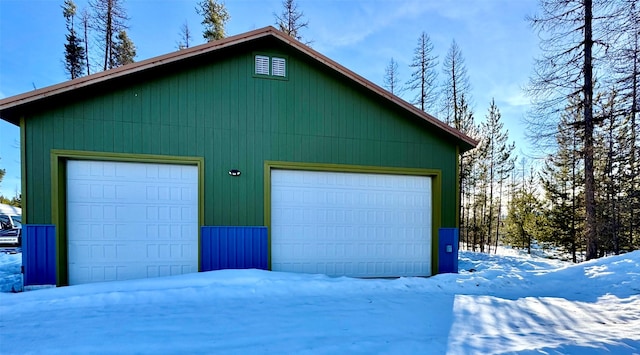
<box><xmin>438</xmin><ymin>228</ymin><xmax>459</xmax><ymax>274</ymax></box>
<box><xmin>201</xmin><ymin>226</ymin><xmax>268</xmax><ymax>271</ymax></box>
<box><xmin>22</xmin><ymin>225</ymin><xmax>57</xmax><ymax>286</ymax></box>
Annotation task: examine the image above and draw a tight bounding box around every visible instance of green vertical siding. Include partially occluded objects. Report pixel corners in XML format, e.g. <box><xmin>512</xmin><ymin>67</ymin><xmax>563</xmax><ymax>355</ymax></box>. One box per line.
<box><xmin>23</xmin><ymin>43</ymin><xmax>459</xmax><ymax>229</ymax></box>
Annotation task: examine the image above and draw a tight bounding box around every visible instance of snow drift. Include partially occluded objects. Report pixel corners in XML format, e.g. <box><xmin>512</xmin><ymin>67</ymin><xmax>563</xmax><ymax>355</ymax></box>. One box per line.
<box><xmin>0</xmin><ymin>250</ymin><xmax>638</xmax><ymax>354</ymax></box>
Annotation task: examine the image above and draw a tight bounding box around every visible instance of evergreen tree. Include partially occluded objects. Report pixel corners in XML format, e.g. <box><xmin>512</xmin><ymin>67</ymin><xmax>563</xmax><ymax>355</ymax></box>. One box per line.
<box><xmin>112</xmin><ymin>30</ymin><xmax>136</xmax><ymax>67</ymax></box>
<box><xmin>540</xmin><ymin>102</ymin><xmax>585</xmax><ymax>262</ymax></box>
<box><xmin>469</xmin><ymin>140</ymin><xmax>489</xmax><ymax>252</ymax></box>
<box><xmin>527</xmin><ymin>0</ymin><xmax>616</xmax><ymax>259</ymax></box>
<box><xmin>383</xmin><ymin>57</ymin><xmax>402</xmax><ymax>95</ymax></box>
<box><xmin>274</xmin><ymin>0</ymin><xmax>309</xmax><ymax>43</ymax></box>
<box><xmin>196</xmin><ymin>0</ymin><xmax>229</xmax><ymax>42</ymax></box>
<box><xmin>479</xmin><ymin>100</ymin><xmax>516</xmax><ymax>252</ymax></box>
<box><xmin>62</xmin><ymin>0</ymin><xmax>76</xmax><ymax>34</ymax></box>
<box><xmin>62</xmin><ymin>0</ymin><xmax>86</xmax><ymax>79</ymax></box>
<box><xmin>608</xmin><ymin>0</ymin><xmax>639</xmax><ymax>122</ymax></box>
<box><xmin>608</xmin><ymin>0</ymin><xmax>639</xmax><ymax>248</ymax></box>
<box><xmin>406</xmin><ymin>32</ymin><xmax>438</xmax><ymax>112</ymax></box>
<box><xmin>457</xmin><ymin>97</ymin><xmax>481</xmax><ymax>249</ymax></box>
<box><xmin>592</xmin><ymin>89</ymin><xmax>640</xmax><ymax>255</ymax></box>
<box><xmin>505</xmin><ymin>165</ymin><xmax>545</xmax><ymax>253</ymax></box>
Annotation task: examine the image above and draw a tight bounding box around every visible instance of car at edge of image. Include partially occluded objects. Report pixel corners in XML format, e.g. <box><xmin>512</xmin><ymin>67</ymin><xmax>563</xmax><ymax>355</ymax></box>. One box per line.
<box><xmin>0</xmin><ymin>213</ymin><xmax>22</xmax><ymax>250</ymax></box>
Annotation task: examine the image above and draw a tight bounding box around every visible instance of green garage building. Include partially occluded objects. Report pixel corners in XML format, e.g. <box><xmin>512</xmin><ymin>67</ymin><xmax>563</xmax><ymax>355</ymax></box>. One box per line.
<box><xmin>0</xmin><ymin>27</ymin><xmax>476</xmax><ymax>286</ymax></box>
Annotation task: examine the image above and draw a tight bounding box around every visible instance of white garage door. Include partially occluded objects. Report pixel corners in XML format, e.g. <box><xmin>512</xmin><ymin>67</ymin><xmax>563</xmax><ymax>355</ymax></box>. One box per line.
<box><xmin>66</xmin><ymin>160</ymin><xmax>198</xmax><ymax>285</ymax></box>
<box><xmin>271</xmin><ymin>169</ymin><xmax>432</xmax><ymax>277</ymax></box>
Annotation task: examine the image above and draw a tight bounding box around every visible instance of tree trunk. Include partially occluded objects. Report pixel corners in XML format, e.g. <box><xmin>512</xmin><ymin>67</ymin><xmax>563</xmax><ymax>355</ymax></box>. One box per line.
<box><xmin>472</xmin><ymin>182</ymin><xmax>478</xmax><ymax>252</ymax></box>
<box><xmin>572</xmin><ymin>133</ymin><xmax>578</xmax><ymax>263</ymax></box>
<box><xmin>584</xmin><ymin>0</ymin><xmax>598</xmax><ymax>260</ymax></box>
<box><xmin>495</xmin><ymin>176</ymin><xmax>503</xmax><ymax>254</ymax></box>
<box><xmin>459</xmin><ymin>156</ymin><xmax>465</xmax><ymax>248</ymax></box>
<box><xmin>630</xmin><ymin>29</ymin><xmax>638</xmax><ymax>248</ymax></box>
<box><xmin>102</xmin><ymin>0</ymin><xmax>114</xmax><ymax>71</ymax></box>
<box><xmin>487</xmin><ymin>160</ymin><xmax>495</xmax><ymax>254</ymax></box>
<box><xmin>465</xmin><ymin>195</ymin><xmax>472</xmax><ymax>249</ymax></box>
<box><xmin>480</xmin><ymin>192</ymin><xmax>485</xmax><ymax>253</ymax></box>
<box><xmin>82</xmin><ymin>9</ymin><xmax>90</xmax><ymax>75</ymax></box>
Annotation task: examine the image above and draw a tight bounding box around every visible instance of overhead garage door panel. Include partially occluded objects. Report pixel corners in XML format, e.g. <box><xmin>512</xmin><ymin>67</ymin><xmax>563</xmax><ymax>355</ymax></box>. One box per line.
<box><xmin>66</xmin><ymin>160</ymin><xmax>198</xmax><ymax>285</ymax></box>
<box><xmin>271</xmin><ymin>170</ymin><xmax>432</xmax><ymax>277</ymax></box>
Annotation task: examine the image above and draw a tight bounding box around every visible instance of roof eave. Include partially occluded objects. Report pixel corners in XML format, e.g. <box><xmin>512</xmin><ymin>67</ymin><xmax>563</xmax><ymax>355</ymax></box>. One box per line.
<box><xmin>0</xmin><ymin>27</ymin><xmax>278</xmax><ymax>118</ymax></box>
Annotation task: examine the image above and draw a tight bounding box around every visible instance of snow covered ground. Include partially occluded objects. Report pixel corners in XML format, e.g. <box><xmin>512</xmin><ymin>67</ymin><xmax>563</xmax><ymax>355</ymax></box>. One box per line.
<box><xmin>1</xmin><ymin>249</ymin><xmax>639</xmax><ymax>354</ymax></box>
<box><xmin>0</xmin><ymin>252</ymin><xmax>22</xmax><ymax>293</ymax></box>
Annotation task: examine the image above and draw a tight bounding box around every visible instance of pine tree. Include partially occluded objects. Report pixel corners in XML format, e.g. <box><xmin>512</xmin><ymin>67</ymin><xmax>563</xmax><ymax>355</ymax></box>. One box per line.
<box><xmin>457</xmin><ymin>96</ymin><xmax>480</xmax><ymax>249</ymax></box>
<box><xmin>609</xmin><ymin>0</ymin><xmax>639</xmax><ymax>122</ymax></box>
<box><xmin>62</xmin><ymin>0</ymin><xmax>76</xmax><ymax>33</ymax></box>
<box><xmin>406</xmin><ymin>32</ymin><xmax>438</xmax><ymax>112</ymax></box>
<box><xmin>479</xmin><ymin>100</ymin><xmax>516</xmax><ymax>253</ymax></box>
<box><xmin>540</xmin><ymin>101</ymin><xmax>585</xmax><ymax>262</ymax></box>
<box><xmin>383</xmin><ymin>58</ymin><xmax>402</xmax><ymax>95</ymax></box>
<box><xmin>62</xmin><ymin>0</ymin><xmax>86</xmax><ymax>79</ymax></box>
<box><xmin>470</xmin><ymin>143</ymin><xmax>489</xmax><ymax>252</ymax></box>
<box><xmin>505</xmin><ymin>164</ymin><xmax>545</xmax><ymax>254</ymax></box>
<box><xmin>505</xmin><ymin>187</ymin><xmax>542</xmax><ymax>254</ymax></box>
<box><xmin>112</xmin><ymin>30</ymin><xmax>136</xmax><ymax>67</ymax></box>
<box><xmin>274</xmin><ymin>0</ymin><xmax>309</xmax><ymax>43</ymax></box>
<box><xmin>527</xmin><ymin>0</ymin><xmax>615</xmax><ymax>260</ymax></box>
<box><xmin>196</xmin><ymin>0</ymin><xmax>229</xmax><ymax>42</ymax></box>
<box><xmin>592</xmin><ymin>88</ymin><xmax>640</xmax><ymax>255</ymax></box>
<box><xmin>608</xmin><ymin>0</ymin><xmax>639</xmax><ymax>249</ymax></box>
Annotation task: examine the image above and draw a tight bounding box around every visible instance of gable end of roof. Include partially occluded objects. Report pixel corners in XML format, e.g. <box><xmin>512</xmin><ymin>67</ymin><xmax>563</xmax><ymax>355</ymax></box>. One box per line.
<box><xmin>0</xmin><ymin>26</ymin><xmax>477</xmax><ymax>150</ymax></box>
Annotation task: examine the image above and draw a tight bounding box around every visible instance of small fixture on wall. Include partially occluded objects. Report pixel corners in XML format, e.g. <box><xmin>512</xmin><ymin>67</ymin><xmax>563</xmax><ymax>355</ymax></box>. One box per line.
<box><xmin>229</xmin><ymin>169</ymin><xmax>241</xmax><ymax>177</ymax></box>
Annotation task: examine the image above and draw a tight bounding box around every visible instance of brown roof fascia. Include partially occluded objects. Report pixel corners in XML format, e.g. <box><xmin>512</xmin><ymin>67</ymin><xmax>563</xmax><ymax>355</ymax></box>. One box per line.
<box><xmin>0</xmin><ymin>27</ymin><xmax>275</xmax><ymax>114</ymax></box>
<box><xmin>0</xmin><ymin>26</ymin><xmax>477</xmax><ymax>150</ymax></box>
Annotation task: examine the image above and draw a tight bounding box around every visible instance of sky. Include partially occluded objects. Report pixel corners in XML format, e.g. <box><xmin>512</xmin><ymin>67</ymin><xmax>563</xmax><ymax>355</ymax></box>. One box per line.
<box><xmin>0</xmin><ymin>0</ymin><xmax>540</xmax><ymax>197</ymax></box>
<box><xmin>1</xmin><ymin>248</ymin><xmax>639</xmax><ymax>352</ymax></box>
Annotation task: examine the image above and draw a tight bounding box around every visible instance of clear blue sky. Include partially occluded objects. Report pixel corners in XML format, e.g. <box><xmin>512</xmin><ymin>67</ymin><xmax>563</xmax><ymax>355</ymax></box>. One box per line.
<box><xmin>0</xmin><ymin>0</ymin><xmax>539</xmax><ymax>197</ymax></box>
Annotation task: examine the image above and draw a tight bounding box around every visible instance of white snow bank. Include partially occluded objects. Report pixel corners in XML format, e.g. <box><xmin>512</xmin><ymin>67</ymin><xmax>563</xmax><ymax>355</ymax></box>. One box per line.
<box><xmin>456</xmin><ymin>249</ymin><xmax>640</xmax><ymax>300</ymax></box>
<box><xmin>1</xmin><ymin>251</ymin><xmax>638</xmax><ymax>354</ymax></box>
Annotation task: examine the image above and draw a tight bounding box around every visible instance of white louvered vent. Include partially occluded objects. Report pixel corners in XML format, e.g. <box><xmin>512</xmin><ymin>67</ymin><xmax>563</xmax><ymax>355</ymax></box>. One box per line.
<box><xmin>255</xmin><ymin>55</ymin><xmax>270</xmax><ymax>75</ymax></box>
<box><xmin>272</xmin><ymin>57</ymin><xmax>286</xmax><ymax>77</ymax></box>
